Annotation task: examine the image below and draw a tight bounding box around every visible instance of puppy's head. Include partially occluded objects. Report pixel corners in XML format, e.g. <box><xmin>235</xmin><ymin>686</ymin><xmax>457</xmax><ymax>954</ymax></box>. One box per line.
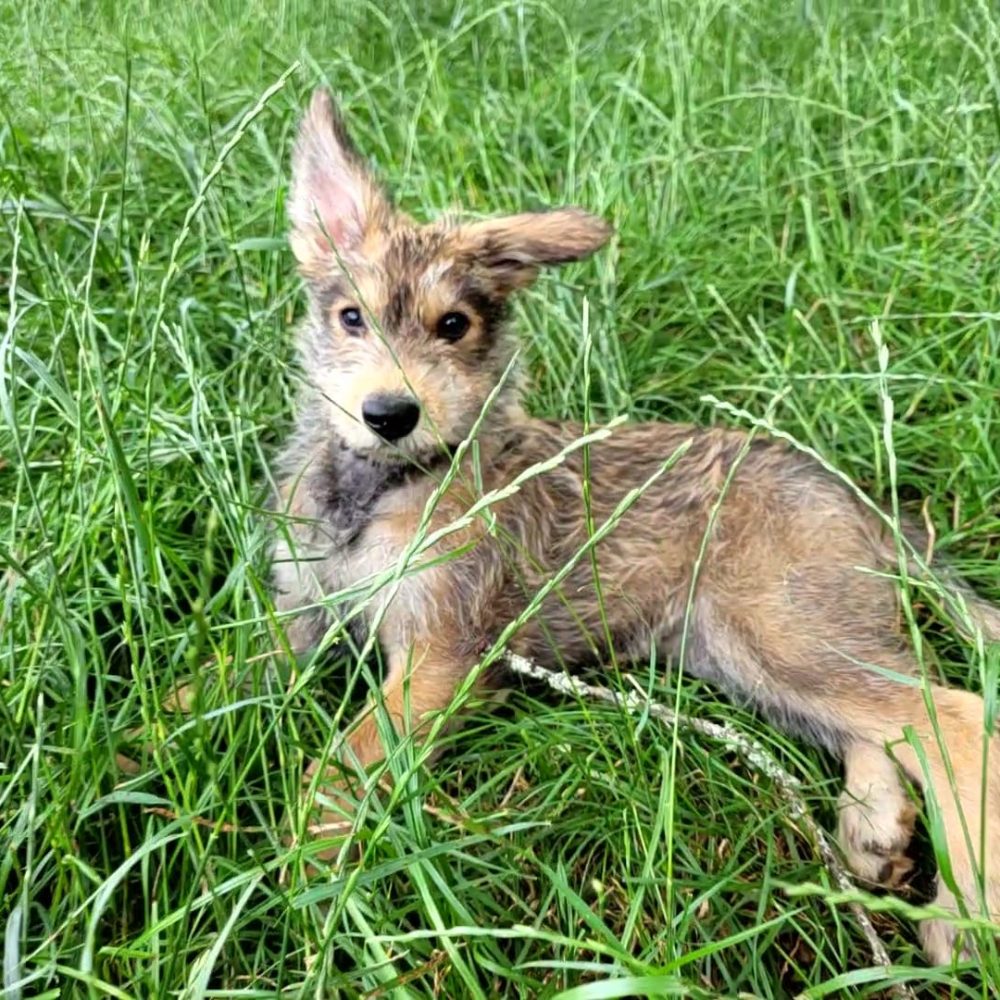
<box><xmin>288</xmin><ymin>88</ymin><xmax>611</xmax><ymax>460</ymax></box>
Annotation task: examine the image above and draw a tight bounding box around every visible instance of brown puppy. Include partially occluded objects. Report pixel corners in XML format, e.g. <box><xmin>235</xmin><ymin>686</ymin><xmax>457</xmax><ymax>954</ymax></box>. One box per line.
<box><xmin>272</xmin><ymin>88</ymin><xmax>1000</xmax><ymax>964</ymax></box>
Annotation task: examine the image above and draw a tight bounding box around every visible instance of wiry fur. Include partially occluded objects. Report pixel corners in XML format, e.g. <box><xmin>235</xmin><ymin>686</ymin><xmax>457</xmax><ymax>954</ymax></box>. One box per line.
<box><xmin>272</xmin><ymin>88</ymin><xmax>1000</xmax><ymax>965</ymax></box>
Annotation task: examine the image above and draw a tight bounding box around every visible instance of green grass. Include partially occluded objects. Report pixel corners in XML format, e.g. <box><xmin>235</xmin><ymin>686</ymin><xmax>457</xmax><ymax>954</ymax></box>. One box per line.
<box><xmin>3</xmin><ymin>0</ymin><xmax>1000</xmax><ymax>996</ymax></box>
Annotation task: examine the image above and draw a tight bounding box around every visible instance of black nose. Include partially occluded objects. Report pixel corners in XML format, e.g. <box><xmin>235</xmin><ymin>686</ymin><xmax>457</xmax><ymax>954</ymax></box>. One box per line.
<box><xmin>361</xmin><ymin>394</ymin><xmax>420</xmax><ymax>441</ymax></box>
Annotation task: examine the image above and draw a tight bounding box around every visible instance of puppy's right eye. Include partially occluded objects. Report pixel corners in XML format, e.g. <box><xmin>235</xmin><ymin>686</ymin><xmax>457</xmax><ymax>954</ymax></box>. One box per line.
<box><xmin>339</xmin><ymin>307</ymin><xmax>365</xmax><ymax>334</ymax></box>
<box><xmin>436</xmin><ymin>311</ymin><xmax>471</xmax><ymax>342</ymax></box>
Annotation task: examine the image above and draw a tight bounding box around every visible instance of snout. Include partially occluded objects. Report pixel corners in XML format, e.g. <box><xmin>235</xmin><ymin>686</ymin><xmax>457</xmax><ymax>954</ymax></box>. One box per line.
<box><xmin>361</xmin><ymin>393</ymin><xmax>421</xmax><ymax>442</ymax></box>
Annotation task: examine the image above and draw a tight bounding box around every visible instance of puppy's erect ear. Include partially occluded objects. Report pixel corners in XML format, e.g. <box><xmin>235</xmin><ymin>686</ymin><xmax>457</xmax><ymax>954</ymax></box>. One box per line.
<box><xmin>459</xmin><ymin>207</ymin><xmax>612</xmax><ymax>292</ymax></box>
<box><xmin>287</xmin><ymin>89</ymin><xmax>390</xmax><ymax>277</ymax></box>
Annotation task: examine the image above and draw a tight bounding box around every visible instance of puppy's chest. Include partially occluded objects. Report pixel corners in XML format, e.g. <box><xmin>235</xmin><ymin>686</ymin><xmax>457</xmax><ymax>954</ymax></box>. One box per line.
<box><xmin>309</xmin><ymin>450</ymin><xmax>568</xmax><ymax>617</ymax></box>
<box><xmin>318</xmin><ymin>474</ymin><xmax>436</xmax><ymax>597</ymax></box>
<box><xmin>338</xmin><ymin>501</ymin><xmax>423</xmax><ymax>588</ymax></box>
<box><xmin>317</xmin><ymin>456</ymin><xmax>408</xmax><ymax>547</ymax></box>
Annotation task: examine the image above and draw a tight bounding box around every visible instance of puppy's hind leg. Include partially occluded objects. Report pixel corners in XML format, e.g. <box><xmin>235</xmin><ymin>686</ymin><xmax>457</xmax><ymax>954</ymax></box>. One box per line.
<box><xmin>690</xmin><ymin>593</ymin><xmax>999</xmax><ymax>963</ymax></box>
<box><xmin>781</xmin><ymin>654</ymin><xmax>1000</xmax><ymax>962</ymax></box>
<box><xmin>837</xmin><ymin>741</ymin><xmax>916</xmax><ymax>887</ymax></box>
<box><xmin>883</xmin><ymin>685</ymin><xmax>1000</xmax><ymax>964</ymax></box>
<box><xmin>689</xmin><ymin>609</ymin><xmax>914</xmax><ymax>890</ymax></box>
<box><xmin>782</xmin><ymin>657</ymin><xmax>1000</xmax><ymax>963</ymax></box>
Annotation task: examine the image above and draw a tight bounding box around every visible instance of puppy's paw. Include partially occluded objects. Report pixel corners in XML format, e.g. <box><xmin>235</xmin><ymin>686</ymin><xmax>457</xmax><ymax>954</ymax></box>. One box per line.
<box><xmin>837</xmin><ymin>786</ymin><xmax>916</xmax><ymax>888</ymax></box>
<box><xmin>920</xmin><ymin>885</ymin><xmax>973</xmax><ymax>965</ymax></box>
<box><xmin>281</xmin><ymin>761</ymin><xmax>364</xmax><ymax>879</ymax></box>
<box><xmin>919</xmin><ymin>879</ymin><xmax>1000</xmax><ymax>966</ymax></box>
<box><xmin>920</xmin><ymin>918</ymin><xmax>968</xmax><ymax>966</ymax></box>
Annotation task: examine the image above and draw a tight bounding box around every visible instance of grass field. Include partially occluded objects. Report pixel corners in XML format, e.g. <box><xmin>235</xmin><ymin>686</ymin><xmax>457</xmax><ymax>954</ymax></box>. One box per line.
<box><xmin>3</xmin><ymin>0</ymin><xmax>1000</xmax><ymax>996</ymax></box>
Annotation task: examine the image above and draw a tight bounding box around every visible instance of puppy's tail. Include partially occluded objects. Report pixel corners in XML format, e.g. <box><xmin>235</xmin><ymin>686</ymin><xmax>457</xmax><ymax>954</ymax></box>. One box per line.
<box><xmin>887</xmin><ymin>518</ymin><xmax>1000</xmax><ymax>644</ymax></box>
<box><xmin>937</xmin><ymin>570</ymin><xmax>1000</xmax><ymax>643</ymax></box>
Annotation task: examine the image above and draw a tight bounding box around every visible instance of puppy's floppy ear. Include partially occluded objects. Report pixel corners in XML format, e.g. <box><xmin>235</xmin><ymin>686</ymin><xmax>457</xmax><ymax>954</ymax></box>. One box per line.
<box><xmin>459</xmin><ymin>207</ymin><xmax>612</xmax><ymax>291</ymax></box>
<box><xmin>287</xmin><ymin>89</ymin><xmax>390</xmax><ymax>277</ymax></box>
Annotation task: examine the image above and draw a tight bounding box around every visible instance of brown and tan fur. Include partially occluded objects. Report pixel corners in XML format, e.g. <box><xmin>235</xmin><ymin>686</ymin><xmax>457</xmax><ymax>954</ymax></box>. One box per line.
<box><xmin>272</xmin><ymin>89</ymin><xmax>1000</xmax><ymax>964</ymax></box>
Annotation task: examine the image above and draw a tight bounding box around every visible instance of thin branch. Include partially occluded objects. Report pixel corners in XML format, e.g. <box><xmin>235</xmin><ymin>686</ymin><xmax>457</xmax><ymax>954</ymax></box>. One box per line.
<box><xmin>504</xmin><ymin>651</ymin><xmax>916</xmax><ymax>1000</ymax></box>
<box><xmin>143</xmin><ymin>806</ymin><xmax>261</xmax><ymax>834</ymax></box>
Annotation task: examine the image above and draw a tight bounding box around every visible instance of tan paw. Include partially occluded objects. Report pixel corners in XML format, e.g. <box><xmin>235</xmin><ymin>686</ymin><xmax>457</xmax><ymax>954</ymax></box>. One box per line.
<box><xmin>283</xmin><ymin>762</ymin><xmax>364</xmax><ymax>876</ymax></box>
<box><xmin>837</xmin><ymin>788</ymin><xmax>916</xmax><ymax>888</ymax></box>
<box><xmin>919</xmin><ymin>885</ymin><xmax>972</xmax><ymax>965</ymax></box>
<box><xmin>919</xmin><ymin>880</ymin><xmax>1000</xmax><ymax>966</ymax></box>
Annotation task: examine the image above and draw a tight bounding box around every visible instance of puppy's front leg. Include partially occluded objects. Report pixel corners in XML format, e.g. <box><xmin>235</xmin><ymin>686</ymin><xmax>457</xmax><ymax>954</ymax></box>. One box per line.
<box><xmin>299</xmin><ymin>638</ymin><xmax>481</xmax><ymax>863</ymax></box>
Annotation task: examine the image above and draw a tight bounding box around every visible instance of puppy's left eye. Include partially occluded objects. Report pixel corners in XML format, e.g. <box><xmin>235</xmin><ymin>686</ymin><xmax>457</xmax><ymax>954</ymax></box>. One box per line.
<box><xmin>436</xmin><ymin>311</ymin><xmax>470</xmax><ymax>342</ymax></box>
<box><xmin>340</xmin><ymin>307</ymin><xmax>365</xmax><ymax>334</ymax></box>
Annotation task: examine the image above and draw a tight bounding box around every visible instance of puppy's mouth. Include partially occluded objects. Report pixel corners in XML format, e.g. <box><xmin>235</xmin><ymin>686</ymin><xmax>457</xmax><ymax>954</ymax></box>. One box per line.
<box><xmin>356</xmin><ymin>432</ymin><xmax>461</xmax><ymax>468</ymax></box>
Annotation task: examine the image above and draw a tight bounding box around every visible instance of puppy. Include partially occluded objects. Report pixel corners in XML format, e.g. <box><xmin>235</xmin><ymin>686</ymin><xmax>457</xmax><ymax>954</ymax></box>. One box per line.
<box><xmin>271</xmin><ymin>88</ymin><xmax>1000</xmax><ymax>964</ymax></box>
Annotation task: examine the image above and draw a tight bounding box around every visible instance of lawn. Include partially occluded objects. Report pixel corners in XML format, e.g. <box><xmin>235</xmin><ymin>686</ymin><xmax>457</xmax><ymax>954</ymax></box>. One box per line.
<box><xmin>2</xmin><ymin>0</ymin><xmax>1000</xmax><ymax>996</ymax></box>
